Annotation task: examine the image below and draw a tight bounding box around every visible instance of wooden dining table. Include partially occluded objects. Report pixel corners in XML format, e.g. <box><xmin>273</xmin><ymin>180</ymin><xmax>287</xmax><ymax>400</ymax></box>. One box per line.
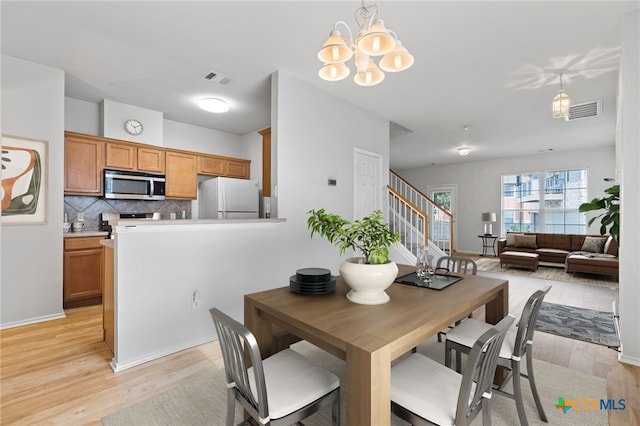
<box><xmin>244</xmin><ymin>264</ymin><xmax>509</xmax><ymax>426</ymax></box>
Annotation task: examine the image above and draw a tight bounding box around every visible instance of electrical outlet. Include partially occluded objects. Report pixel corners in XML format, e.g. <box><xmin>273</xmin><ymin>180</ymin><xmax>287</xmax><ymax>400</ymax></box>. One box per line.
<box><xmin>192</xmin><ymin>289</ymin><xmax>201</xmax><ymax>310</ymax></box>
<box><xmin>77</xmin><ymin>212</ymin><xmax>84</xmax><ymax>221</ymax></box>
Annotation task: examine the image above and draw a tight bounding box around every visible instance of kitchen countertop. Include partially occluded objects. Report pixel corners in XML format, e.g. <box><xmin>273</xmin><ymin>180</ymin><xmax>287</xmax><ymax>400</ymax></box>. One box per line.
<box><xmin>63</xmin><ymin>231</ymin><xmax>109</xmax><ymax>238</ymax></box>
<box><xmin>113</xmin><ymin>218</ymin><xmax>286</xmax><ymax>226</ymax></box>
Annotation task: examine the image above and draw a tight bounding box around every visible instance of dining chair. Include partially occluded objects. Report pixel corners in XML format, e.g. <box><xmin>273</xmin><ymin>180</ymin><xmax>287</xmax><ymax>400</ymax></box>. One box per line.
<box><xmin>392</xmin><ymin>314</ymin><xmax>515</xmax><ymax>426</ymax></box>
<box><xmin>210</xmin><ymin>308</ymin><xmax>341</xmax><ymax>426</ymax></box>
<box><xmin>435</xmin><ymin>256</ymin><xmax>478</xmax><ymax>275</ymax></box>
<box><xmin>435</xmin><ymin>256</ymin><xmax>479</xmax><ymax>342</ymax></box>
<box><xmin>445</xmin><ymin>285</ymin><xmax>552</xmax><ymax>425</ymax></box>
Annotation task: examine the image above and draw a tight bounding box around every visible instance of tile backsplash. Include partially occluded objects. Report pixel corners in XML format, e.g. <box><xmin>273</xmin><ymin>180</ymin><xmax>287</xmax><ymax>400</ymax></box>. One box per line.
<box><xmin>64</xmin><ymin>196</ymin><xmax>192</xmax><ymax>231</ymax></box>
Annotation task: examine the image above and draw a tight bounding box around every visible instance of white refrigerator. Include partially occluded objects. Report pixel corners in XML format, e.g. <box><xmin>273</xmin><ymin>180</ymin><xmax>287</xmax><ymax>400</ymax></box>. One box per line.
<box><xmin>198</xmin><ymin>177</ymin><xmax>260</xmax><ymax>219</ymax></box>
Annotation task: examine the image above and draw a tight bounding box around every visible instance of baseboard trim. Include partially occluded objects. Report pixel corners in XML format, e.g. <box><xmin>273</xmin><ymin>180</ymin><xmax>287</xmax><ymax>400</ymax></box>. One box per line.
<box><xmin>0</xmin><ymin>312</ymin><xmax>67</xmax><ymax>330</ymax></box>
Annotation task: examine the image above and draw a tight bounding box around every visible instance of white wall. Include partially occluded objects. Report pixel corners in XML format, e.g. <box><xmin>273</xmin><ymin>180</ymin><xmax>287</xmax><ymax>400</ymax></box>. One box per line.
<box><xmin>101</xmin><ymin>99</ymin><xmax>164</xmax><ymax>146</ymax></box>
<box><xmin>163</xmin><ymin>119</ymin><xmax>242</xmax><ymax>156</ymax></box>
<box><xmin>617</xmin><ymin>8</ymin><xmax>640</xmax><ymax>367</ymax></box>
<box><xmin>397</xmin><ymin>147</ymin><xmax>615</xmax><ymax>253</ymax></box>
<box><xmin>1</xmin><ymin>55</ymin><xmax>66</xmax><ymax>328</ymax></box>
<box><xmin>110</xmin><ymin>72</ymin><xmax>391</xmax><ymax>369</ymax></box>
<box><xmin>273</xmin><ymin>71</ymin><xmax>390</xmax><ymax>274</ymax></box>
<box><xmin>65</xmin><ymin>97</ymin><xmax>101</xmax><ymax>135</ymax></box>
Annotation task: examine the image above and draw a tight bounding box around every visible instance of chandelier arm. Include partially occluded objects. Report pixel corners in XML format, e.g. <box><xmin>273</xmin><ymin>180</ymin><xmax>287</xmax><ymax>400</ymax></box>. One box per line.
<box><xmin>333</xmin><ymin>20</ymin><xmax>355</xmax><ymax>50</ymax></box>
<box><xmin>387</xmin><ymin>29</ymin><xmax>400</xmax><ymax>42</ymax></box>
<box><xmin>355</xmin><ymin>3</ymin><xmax>378</xmax><ymax>31</ymax></box>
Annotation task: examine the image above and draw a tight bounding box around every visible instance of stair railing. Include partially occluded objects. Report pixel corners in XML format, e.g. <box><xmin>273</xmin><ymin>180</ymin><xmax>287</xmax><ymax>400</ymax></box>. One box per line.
<box><xmin>388</xmin><ymin>170</ymin><xmax>455</xmax><ymax>255</ymax></box>
<box><xmin>387</xmin><ymin>186</ymin><xmax>428</xmax><ymax>258</ymax></box>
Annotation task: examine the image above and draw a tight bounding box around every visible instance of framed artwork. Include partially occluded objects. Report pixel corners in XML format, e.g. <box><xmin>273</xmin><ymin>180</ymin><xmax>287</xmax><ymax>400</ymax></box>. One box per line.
<box><xmin>1</xmin><ymin>135</ymin><xmax>48</xmax><ymax>224</ymax></box>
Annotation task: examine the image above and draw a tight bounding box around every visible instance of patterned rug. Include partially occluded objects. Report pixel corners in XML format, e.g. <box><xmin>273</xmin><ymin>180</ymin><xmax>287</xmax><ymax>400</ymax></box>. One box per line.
<box><xmin>535</xmin><ymin>302</ymin><xmax>620</xmax><ymax>348</ymax></box>
<box><xmin>475</xmin><ymin>257</ymin><xmax>618</xmax><ymax>287</ymax></box>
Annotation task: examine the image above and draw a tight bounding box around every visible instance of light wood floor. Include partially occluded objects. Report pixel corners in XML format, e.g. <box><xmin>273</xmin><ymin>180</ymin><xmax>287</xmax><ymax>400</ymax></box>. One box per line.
<box><xmin>1</xmin><ymin>267</ymin><xmax>638</xmax><ymax>425</ymax></box>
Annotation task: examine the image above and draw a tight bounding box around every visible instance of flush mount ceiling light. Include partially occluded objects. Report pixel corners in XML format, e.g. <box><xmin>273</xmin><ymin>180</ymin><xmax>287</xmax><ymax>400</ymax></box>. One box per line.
<box><xmin>457</xmin><ymin>147</ymin><xmax>471</xmax><ymax>156</ymax></box>
<box><xmin>317</xmin><ymin>2</ymin><xmax>414</xmax><ymax>87</ymax></box>
<box><xmin>552</xmin><ymin>73</ymin><xmax>570</xmax><ymax>119</ymax></box>
<box><xmin>198</xmin><ymin>97</ymin><xmax>229</xmax><ymax>113</ymax></box>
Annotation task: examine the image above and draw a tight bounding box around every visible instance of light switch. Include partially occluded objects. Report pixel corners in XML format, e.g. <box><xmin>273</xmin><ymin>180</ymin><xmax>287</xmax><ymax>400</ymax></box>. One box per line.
<box><xmin>77</xmin><ymin>212</ymin><xmax>84</xmax><ymax>221</ymax></box>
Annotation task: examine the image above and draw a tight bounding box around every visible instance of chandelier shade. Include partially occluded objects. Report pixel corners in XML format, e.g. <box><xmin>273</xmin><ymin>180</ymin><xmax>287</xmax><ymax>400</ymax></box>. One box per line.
<box><xmin>317</xmin><ymin>4</ymin><xmax>413</xmax><ymax>86</ymax></box>
<box><xmin>317</xmin><ymin>30</ymin><xmax>354</xmax><ymax>63</ymax></box>
<box><xmin>357</xmin><ymin>20</ymin><xmax>396</xmax><ymax>56</ymax></box>
<box><xmin>354</xmin><ymin>59</ymin><xmax>385</xmax><ymax>86</ymax></box>
<box><xmin>379</xmin><ymin>41</ymin><xmax>414</xmax><ymax>72</ymax></box>
<box><xmin>319</xmin><ymin>62</ymin><xmax>350</xmax><ymax>81</ymax></box>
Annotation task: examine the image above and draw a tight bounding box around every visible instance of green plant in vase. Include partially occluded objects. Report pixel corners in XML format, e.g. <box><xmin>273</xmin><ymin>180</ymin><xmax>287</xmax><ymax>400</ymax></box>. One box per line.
<box><xmin>579</xmin><ymin>178</ymin><xmax>620</xmax><ymax>242</ymax></box>
<box><xmin>306</xmin><ymin>209</ymin><xmax>401</xmax><ymax>264</ymax></box>
<box><xmin>306</xmin><ymin>208</ymin><xmax>401</xmax><ymax>305</ymax></box>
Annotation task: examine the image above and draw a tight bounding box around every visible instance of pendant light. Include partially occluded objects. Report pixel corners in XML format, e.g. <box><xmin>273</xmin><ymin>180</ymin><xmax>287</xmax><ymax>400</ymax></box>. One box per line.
<box><xmin>552</xmin><ymin>73</ymin><xmax>570</xmax><ymax>119</ymax></box>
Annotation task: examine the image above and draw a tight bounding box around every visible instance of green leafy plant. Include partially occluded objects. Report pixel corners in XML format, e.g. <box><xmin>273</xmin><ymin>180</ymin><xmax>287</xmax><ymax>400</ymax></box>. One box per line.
<box><xmin>579</xmin><ymin>178</ymin><xmax>620</xmax><ymax>242</ymax></box>
<box><xmin>307</xmin><ymin>209</ymin><xmax>401</xmax><ymax>264</ymax></box>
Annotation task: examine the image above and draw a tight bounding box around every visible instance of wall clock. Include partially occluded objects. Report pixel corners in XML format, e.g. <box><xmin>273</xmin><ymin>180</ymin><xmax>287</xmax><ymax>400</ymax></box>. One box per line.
<box><xmin>124</xmin><ymin>119</ymin><xmax>144</xmax><ymax>135</ymax></box>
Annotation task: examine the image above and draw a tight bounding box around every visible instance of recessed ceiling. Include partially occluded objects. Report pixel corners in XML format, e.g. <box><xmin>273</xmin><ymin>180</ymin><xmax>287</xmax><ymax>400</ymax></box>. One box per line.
<box><xmin>1</xmin><ymin>1</ymin><xmax>637</xmax><ymax>169</ymax></box>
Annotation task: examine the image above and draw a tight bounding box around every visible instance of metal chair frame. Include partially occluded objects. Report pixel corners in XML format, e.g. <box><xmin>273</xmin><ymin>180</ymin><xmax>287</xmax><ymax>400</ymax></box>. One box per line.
<box><xmin>435</xmin><ymin>256</ymin><xmax>478</xmax><ymax>342</ymax></box>
<box><xmin>392</xmin><ymin>315</ymin><xmax>515</xmax><ymax>426</ymax></box>
<box><xmin>210</xmin><ymin>308</ymin><xmax>340</xmax><ymax>426</ymax></box>
<box><xmin>445</xmin><ymin>285</ymin><xmax>552</xmax><ymax>425</ymax></box>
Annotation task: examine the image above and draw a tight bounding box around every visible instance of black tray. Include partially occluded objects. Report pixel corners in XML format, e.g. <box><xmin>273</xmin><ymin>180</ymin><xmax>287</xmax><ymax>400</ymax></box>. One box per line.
<box><xmin>395</xmin><ymin>272</ymin><xmax>463</xmax><ymax>290</ymax></box>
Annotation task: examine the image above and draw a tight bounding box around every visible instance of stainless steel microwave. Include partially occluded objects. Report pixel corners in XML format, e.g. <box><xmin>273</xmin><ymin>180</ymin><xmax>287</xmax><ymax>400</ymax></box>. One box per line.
<box><xmin>104</xmin><ymin>169</ymin><xmax>166</xmax><ymax>200</ymax></box>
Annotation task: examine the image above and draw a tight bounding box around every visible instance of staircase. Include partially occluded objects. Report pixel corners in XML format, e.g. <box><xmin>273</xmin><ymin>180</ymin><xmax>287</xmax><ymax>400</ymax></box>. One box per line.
<box><xmin>387</xmin><ymin>170</ymin><xmax>454</xmax><ymax>264</ymax></box>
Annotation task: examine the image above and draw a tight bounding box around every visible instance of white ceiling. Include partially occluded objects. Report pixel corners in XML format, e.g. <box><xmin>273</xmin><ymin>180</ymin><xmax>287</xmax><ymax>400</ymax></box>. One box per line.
<box><xmin>2</xmin><ymin>1</ymin><xmax>637</xmax><ymax>169</ymax></box>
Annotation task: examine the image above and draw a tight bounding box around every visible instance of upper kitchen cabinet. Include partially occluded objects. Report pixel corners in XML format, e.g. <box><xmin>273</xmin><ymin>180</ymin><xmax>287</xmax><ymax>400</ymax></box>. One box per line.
<box><xmin>105</xmin><ymin>141</ymin><xmax>165</xmax><ymax>173</ymax></box>
<box><xmin>225</xmin><ymin>158</ymin><xmax>251</xmax><ymax>179</ymax></box>
<box><xmin>197</xmin><ymin>154</ymin><xmax>225</xmax><ymax>176</ymax></box>
<box><xmin>165</xmin><ymin>150</ymin><xmax>197</xmax><ymax>199</ymax></box>
<box><xmin>64</xmin><ymin>132</ymin><xmax>105</xmax><ymax>195</ymax></box>
<box><xmin>197</xmin><ymin>154</ymin><xmax>250</xmax><ymax>179</ymax></box>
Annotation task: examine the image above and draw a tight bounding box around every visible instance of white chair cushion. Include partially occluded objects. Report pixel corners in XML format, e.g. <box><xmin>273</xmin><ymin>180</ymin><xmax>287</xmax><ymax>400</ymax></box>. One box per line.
<box><xmin>446</xmin><ymin>318</ymin><xmax>516</xmax><ymax>360</ymax></box>
<box><xmin>391</xmin><ymin>353</ymin><xmax>462</xmax><ymax>426</ymax></box>
<box><xmin>248</xmin><ymin>348</ymin><xmax>340</xmax><ymax>420</ymax></box>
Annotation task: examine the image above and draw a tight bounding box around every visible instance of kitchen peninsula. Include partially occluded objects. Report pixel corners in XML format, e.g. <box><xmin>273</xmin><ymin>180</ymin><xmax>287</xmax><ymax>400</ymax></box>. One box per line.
<box><xmin>103</xmin><ymin>218</ymin><xmax>285</xmax><ymax>372</ymax></box>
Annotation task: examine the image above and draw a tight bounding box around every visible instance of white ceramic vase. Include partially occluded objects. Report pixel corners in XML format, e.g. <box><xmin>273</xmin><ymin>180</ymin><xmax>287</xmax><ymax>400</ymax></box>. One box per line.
<box><xmin>339</xmin><ymin>257</ymin><xmax>398</xmax><ymax>305</ymax></box>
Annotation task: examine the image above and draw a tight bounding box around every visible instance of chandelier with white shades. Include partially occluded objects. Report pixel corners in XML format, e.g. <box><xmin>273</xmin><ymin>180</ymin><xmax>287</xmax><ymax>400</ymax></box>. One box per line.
<box><xmin>317</xmin><ymin>3</ymin><xmax>414</xmax><ymax>87</ymax></box>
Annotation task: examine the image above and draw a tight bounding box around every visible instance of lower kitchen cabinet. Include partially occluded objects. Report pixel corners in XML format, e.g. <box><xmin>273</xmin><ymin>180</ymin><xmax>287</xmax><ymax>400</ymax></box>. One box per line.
<box><xmin>63</xmin><ymin>237</ymin><xmax>104</xmax><ymax>309</ymax></box>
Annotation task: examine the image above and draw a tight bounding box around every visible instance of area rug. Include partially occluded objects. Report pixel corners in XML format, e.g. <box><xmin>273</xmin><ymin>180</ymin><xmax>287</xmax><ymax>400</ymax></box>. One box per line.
<box><xmin>476</xmin><ymin>257</ymin><xmax>618</xmax><ymax>287</ymax></box>
<box><xmin>102</xmin><ymin>338</ymin><xmax>608</xmax><ymax>426</ymax></box>
<box><xmin>536</xmin><ymin>302</ymin><xmax>620</xmax><ymax>348</ymax></box>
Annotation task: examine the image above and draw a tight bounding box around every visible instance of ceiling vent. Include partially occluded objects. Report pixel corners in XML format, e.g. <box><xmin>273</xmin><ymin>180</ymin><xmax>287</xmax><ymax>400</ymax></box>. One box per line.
<box><xmin>203</xmin><ymin>71</ymin><xmax>232</xmax><ymax>85</ymax></box>
<box><xmin>565</xmin><ymin>99</ymin><xmax>601</xmax><ymax>121</ymax></box>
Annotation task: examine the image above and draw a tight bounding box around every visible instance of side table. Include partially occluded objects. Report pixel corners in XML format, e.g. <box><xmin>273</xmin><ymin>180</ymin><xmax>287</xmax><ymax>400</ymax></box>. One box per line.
<box><xmin>478</xmin><ymin>234</ymin><xmax>498</xmax><ymax>256</ymax></box>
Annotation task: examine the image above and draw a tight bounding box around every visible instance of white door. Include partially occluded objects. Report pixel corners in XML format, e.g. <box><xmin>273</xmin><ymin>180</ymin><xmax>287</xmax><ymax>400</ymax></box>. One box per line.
<box><xmin>354</xmin><ymin>149</ymin><xmax>383</xmax><ymax>219</ymax></box>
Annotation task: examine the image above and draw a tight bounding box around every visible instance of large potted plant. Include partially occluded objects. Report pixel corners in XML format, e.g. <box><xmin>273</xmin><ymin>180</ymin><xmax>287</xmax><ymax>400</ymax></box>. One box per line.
<box><xmin>579</xmin><ymin>178</ymin><xmax>620</xmax><ymax>242</ymax></box>
<box><xmin>307</xmin><ymin>208</ymin><xmax>401</xmax><ymax>305</ymax></box>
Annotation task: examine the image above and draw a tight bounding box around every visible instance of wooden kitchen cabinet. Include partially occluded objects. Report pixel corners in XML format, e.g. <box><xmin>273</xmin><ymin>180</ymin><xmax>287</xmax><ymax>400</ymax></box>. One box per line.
<box><xmin>197</xmin><ymin>154</ymin><xmax>225</xmax><ymax>176</ymax></box>
<box><xmin>137</xmin><ymin>146</ymin><xmax>165</xmax><ymax>173</ymax></box>
<box><xmin>64</xmin><ymin>132</ymin><xmax>105</xmax><ymax>195</ymax></box>
<box><xmin>165</xmin><ymin>150</ymin><xmax>197</xmax><ymax>199</ymax></box>
<box><xmin>106</xmin><ymin>141</ymin><xmax>165</xmax><ymax>173</ymax></box>
<box><xmin>63</xmin><ymin>236</ymin><xmax>104</xmax><ymax>309</ymax></box>
<box><xmin>225</xmin><ymin>158</ymin><xmax>251</xmax><ymax>178</ymax></box>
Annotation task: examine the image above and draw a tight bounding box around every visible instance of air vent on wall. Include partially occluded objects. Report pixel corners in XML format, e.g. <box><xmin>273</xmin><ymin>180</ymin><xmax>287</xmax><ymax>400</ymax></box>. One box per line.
<box><xmin>565</xmin><ymin>99</ymin><xmax>601</xmax><ymax>121</ymax></box>
<box><xmin>203</xmin><ymin>71</ymin><xmax>232</xmax><ymax>85</ymax></box>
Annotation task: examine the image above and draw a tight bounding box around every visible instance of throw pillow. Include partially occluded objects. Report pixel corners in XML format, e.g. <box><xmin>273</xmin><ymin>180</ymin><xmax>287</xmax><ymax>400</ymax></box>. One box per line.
<box><xmin>604</xmin><ymin>236</ymin><xmax>618</xmax><ymax>256</ymax></box>
<box><xmin>581</xmin><ymin>236</ymin><xmax>607</xmax><ymax>253</ymax></box>
<box><xmin>506</xmin><ymin>233</ymin><xmax>524</xmax><ymax>246</ymax></box>
<box><xmin>514</xmin><ymin>235</ymin><xmax>537</xmax><ymax>249</ymax></box>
